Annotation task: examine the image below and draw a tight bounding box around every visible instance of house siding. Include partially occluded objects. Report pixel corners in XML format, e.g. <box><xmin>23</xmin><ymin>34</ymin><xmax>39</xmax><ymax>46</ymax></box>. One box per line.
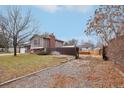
<box><xmin>55</xmin><ymin>41</ymin><xmax>63</xmax><ymax>47</ymax></box>
<box><xmin>43</xmin><ymin>39</ymin><xmax>50</xmax><ymax>48</ymax></box>
<box><xmin>30</xmin><ymin>34</ymin><xmax>63</xmax><ymax>49</ymax></box>
<box><xmin>31</xmin><ymin>37</ymin><xmax>44</xmax><ymax>49</ymax></box>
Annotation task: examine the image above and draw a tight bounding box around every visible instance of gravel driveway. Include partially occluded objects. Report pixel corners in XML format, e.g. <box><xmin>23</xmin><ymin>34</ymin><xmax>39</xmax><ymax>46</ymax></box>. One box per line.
<box><xmin>0</xmin><ymin>55</ymin><xmax>124</xmax><ymax>88</ymax></box>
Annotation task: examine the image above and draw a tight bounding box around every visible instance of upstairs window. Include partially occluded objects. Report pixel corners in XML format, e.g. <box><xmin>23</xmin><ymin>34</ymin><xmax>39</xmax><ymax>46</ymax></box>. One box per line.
<box><xmin>34</xmin><ymin>39</ymin><xmax>40</xmax><ymax>46</ymax></box>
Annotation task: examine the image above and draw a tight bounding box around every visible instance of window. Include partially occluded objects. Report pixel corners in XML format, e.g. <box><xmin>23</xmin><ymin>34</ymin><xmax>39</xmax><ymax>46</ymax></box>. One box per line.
<box><xmin>34</xmin><ymin>40</ymin><xmax>38</xmax><ymax>45</ymax></box>
<box><xmin>33</xmin><ymin>39</ymin><xmax>40</xmax><ymax>46</ymax></box>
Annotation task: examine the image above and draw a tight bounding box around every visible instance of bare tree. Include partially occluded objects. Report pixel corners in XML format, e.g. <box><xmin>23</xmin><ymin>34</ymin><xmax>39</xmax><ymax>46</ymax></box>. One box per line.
<box><xmin>81</xmin><ymin>42</ymin><xmax>94</xmax><ymax>50</ymax></box>
<box><xmin>85</xmin><ymin>5</ymin><xmax>124</xmax><ymax>46</ymax></box>
<box><xmin>0</xmin><ymin>16</ymin><xmax>10</xmax><ymax>51</ymax></box>
<box><xmin>96</xmin><ymin>38</ymin><xmax>103</xmax><ymax>48</ymax></box>
<box><xmin>0</xmin><ymin>6</ymin><xmax>38</xmax><ymax>56</ymax></box>
<box><xmin>0</xmin><ymin>31</ymin><xmax>9</xmax><ymax>49</ymax></box>
<box><xmin>64</xmin><ymin>39</ymin><xmax>78</xmax><ymax>46</ymax></box>
<box><xmin>42</xmin><ymin>32</ymin><xmax>50</xmax><ymax>37</ymax></box>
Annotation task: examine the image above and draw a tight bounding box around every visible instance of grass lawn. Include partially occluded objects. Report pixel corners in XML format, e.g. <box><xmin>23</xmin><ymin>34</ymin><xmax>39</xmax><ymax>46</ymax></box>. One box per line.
<box><xmin>0</xmin><ymin>54</ymin><xmax>67</xmax><ymax>83</ymax></box>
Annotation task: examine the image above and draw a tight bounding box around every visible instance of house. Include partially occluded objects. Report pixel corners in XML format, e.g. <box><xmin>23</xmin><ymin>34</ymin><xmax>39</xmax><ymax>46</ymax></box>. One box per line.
<box><xmin>8</xmin><ymin>42</ymin><xmax>30</xmax><ymax>54</ymax></box>
<box><xmin>30</xmin><ymin>33</ymin><xmax>64</xmax><ymax>52</ymax></box>
<box><xmin>78</xmin><ymin>42</ymin><xmax>94</xmax><ymax>51</ymax></box>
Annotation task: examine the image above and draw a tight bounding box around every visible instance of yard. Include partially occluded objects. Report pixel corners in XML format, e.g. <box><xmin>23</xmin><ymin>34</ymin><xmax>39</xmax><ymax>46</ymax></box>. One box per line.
<box><xmin>1</xmin><ymin>55</ymin><xmax>124</xmax><ymax>88</ymax></box>
<box><xmin>0</xmin><ymin>54</ymin><xmax>68</xmax><ymax>84</ymax></box>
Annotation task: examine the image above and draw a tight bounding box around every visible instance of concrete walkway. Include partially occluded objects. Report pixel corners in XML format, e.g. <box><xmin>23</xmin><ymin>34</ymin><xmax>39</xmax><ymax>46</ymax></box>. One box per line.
<box><xmin>0</xmin><ymin>56</ymin><xmax>124</xmax><ymax>88</ymax></box>
<box><xmin>0</xmin><ymin>53</ymin><xmax>13</xmax><ymax>56</ymax></box>
<box><xmin>0</xmin><ymin>53</ymin><xmax>21</xmax><ymax>56</ymax></box>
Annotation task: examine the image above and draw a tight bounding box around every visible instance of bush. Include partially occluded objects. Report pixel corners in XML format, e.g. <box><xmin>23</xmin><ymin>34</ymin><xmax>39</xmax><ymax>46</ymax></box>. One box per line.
<box><xmin>106</xmin><ymin>36</ymin><xmax>124</xmax><ymax>65</ymax></box>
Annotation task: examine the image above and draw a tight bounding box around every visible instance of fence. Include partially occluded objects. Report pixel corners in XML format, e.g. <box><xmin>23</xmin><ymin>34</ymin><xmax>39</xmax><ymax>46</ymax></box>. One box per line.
<box><xmin>48</xmin><ymin>47</ymin><xmax>78</xmax><ymax>54</ymax></box>
<box><xmin>79</xmin><ymin>50</ymin><xmax>102</xmax><ymax>56</ymax></box>
<box><xmin>31</xmin><ymin>47</ymin><xmax>79</xmax><ymax>59</ymax></box>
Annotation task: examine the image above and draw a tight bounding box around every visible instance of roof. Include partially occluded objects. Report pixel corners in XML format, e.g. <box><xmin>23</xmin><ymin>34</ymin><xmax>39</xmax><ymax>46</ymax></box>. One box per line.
<box><xmin>55</xmin><ymin>39</ymin><xmax>64</xmax><ymax>43</ymax></box>
<box><xmin>43</xmin><ymin>37</ymin><xmax>50</xmax><ymax>40</ymax></box>
<box><xmin>30</xmin><ymin>34</ymin><xmax>40</xmax><ymax>40</ymax></box>
<box><xmin>30</xmin><ymin>34</ymin><xmax>64</xmax><ymax>42</ymax></box>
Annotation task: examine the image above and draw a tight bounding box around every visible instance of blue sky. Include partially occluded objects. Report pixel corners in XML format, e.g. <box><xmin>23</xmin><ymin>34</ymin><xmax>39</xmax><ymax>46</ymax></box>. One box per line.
<box><xmin>0</xmin><ymin>5</ymin><xmax>98</xmax><ymax>45</ymax></box>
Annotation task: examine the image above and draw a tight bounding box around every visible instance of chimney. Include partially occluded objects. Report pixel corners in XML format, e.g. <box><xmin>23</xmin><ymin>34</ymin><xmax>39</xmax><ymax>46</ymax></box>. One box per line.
<box><xmin>49</xmin><ymin>33</ymin><xmax>56</xmax><ymax>48</ymax></box>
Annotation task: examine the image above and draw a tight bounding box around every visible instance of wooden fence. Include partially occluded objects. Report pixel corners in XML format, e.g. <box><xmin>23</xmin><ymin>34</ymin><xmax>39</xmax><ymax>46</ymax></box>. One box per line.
<box><xmin>31</xmin><ymin>47</ymin><xmax>79</xmax><ymax>59</ymax></box>
<box><xmin>79</xmin><ymin>50</ymin><xmax>102</xmax><ymax>56</ymax></box>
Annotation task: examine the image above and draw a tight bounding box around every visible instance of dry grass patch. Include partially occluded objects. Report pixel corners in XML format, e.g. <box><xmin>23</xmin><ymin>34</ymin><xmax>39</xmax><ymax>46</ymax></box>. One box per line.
<box><xmin>78</xmin><ymin>56</ymin><xmax>124</xmax><ymax>87</ymax></box>
<box><xmin>48</xmin><ymin>73</ymin><xmax>78</xmax><ymax>88</ymax></box>
<box><xmin>0</xmin><ymin>54</ymin><xmax>67</xmax><ymax>84</ymax></box>
<box><xmin>85</xmin><ymin>61</ymin><xmax>124</xmax><ymax>87</ymax></box>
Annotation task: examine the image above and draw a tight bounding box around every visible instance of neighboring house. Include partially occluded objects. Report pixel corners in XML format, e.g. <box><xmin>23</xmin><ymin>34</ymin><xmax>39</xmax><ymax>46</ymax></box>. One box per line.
<box><xmin>30</xmin><ymin>33</ymin><xmax>64</xmax><ymax>50</ymax></box>
<box><xmin>78</xmin><ymin>42</ymin><xmax>94</xmax><ymax>51</ymax></box>
<box><xmin>8</xmin><ymin>42</ymin><xmax>30</xmax><ymax>53</ymax></box>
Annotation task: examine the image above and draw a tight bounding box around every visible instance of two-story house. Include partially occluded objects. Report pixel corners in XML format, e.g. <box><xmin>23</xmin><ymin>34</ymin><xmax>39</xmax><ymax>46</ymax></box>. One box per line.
<box><xmin>30</xmin><ymin>33</ymin><xmax>64</xmax><ymax>51</ymax></box>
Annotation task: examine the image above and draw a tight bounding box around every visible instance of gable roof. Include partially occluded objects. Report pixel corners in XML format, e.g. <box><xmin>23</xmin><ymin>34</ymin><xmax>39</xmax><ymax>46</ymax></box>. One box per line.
<box><xmin>55</xmin><ymin>39</ymin><xmax>64</xmax><ymax>43</ymax></box>
<box><xmin>30</xmin><ymin>34</ymin><xmax>49</xmax><ymax>40</ymax></box>
<box><xmin>30</xmin><ymin>34</ymin><xmax>64</xmax><ymax>43</ymax></box>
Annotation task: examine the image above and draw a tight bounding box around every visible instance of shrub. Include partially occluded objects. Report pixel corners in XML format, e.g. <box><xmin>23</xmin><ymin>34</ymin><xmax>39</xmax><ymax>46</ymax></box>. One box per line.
<box><xmin>106</xmin><ymin>36</ymin><xmax>124</xmax><ymax>65</ymax></box>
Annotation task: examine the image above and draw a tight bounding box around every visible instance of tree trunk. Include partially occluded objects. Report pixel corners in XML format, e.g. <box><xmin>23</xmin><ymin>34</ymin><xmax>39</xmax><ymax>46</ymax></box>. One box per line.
<box><xmin>102</xmin><ymin>46</ymin><xmax>108</xmax><ymax>61</ymax></box>
<box><xmin>13</xmin><ymin>37</ymin><xmax>17</xmax><ymax>56</ymax></box>
<box><xmin>74</xmin><ymin>46</ymin><xmax>79</xmax><ymax>59</ymax></box>
<box><xmin>14</xmin><ymin>45</ymin><xmax>17</xmax><ymax>56</ymax></box>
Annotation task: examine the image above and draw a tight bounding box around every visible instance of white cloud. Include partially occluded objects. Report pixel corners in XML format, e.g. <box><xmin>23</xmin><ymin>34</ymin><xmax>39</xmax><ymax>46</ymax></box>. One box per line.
<box><xmin>63</xmin><ymin>5</ymin><xmax>92</xmax><ymax>12</ymax></box>
<box><xmin>37</xmin><ymin>5</ymin><xmax>61</xmax><ymax>13</ymax></box>
<box><xmin>37</xmin><ymin>5</ymin><xmax>92</xmax><ymax>13</ymax></box>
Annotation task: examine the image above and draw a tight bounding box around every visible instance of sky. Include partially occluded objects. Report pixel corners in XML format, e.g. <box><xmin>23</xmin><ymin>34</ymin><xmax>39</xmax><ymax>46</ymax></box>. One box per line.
<box><xmin>0</xmin><ymin>5</ymin><xmax>98</xmax><ymax>45</ymax></box>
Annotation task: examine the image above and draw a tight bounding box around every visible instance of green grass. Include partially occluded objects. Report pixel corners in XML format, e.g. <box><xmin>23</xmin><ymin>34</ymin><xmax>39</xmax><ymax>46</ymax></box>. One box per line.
<box><xmin>0</xmin><ymin>54</ymin><xmax>67</xmax><ymax>83</ymax></box>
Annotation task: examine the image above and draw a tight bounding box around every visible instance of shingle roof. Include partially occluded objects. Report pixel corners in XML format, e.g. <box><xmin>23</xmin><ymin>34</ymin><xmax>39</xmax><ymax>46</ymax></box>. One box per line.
<box><xmin>30</xmin><ymin>34</ymin><xmax>64</xmax><ymax>42</ymax></box>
